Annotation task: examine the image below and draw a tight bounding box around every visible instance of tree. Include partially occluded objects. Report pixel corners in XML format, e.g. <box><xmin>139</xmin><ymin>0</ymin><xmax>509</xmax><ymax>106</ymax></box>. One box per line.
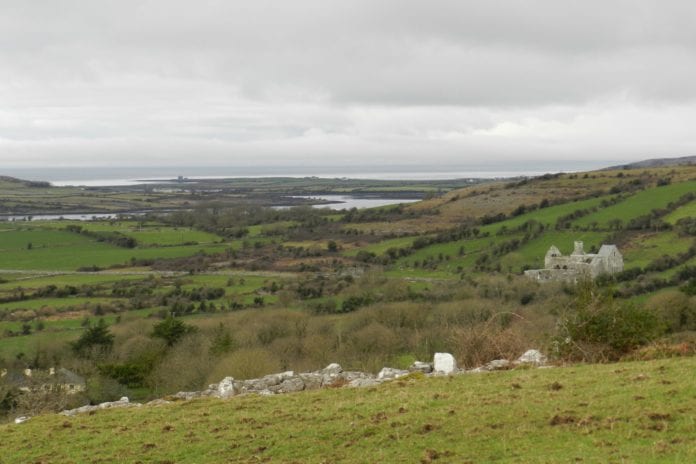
<box><xmin>151</xmin><ymin>317</ymin><xmax>196</xmax><ymax>347</ymax></box>
<box><xmin>71</xmin><ymin>319</ymin><xmax>114</xmax><ymax>357</ymax></box>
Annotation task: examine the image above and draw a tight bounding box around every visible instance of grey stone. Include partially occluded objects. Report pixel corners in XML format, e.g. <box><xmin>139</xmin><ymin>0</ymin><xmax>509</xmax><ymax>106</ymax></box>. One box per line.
<box><xmin>347</xmin><ymin>378</ymin><xmax>382</xmax><ymax>388</ymax></box>
<box><xmin>484</xmin><ymin>359</ymin><xmax>512</xmax><ymax>371</ymax></box>
<box><xmin>433</xmin><ymin>352</ymin><xmax>457</xmax><ymax>374</ymax></box>
<box><xmin>60</xmin><ymin>397</ymin><xmax>140</xmax><ymax>416</ymax></box>
<box><xmin>277</xmin><ymin>376</ymin><xmax>305</xmax><ymax>393</ymax></box>
<box><xmin>171</xmin><ymin>391</ymin><xmax>205</xmax><ymax>401</ymax></box>
<box><xmin>216</xmin><ymin>376</ymin><xmax>236</xmax><ymax>398</ymax></box>
<box><xmin>517</xmin><ymin>349</ymin><xmax>547</xmax><ymax>365</ymax></box>
<box><xmin>377</xmin><ymin>367</ymin><xmax>409</xmax><ymax>380</ymax></box>
<box><xmin>299</xmin><ymin>373</ymin><xmax>323</xmax><ymax>390</ymax></box>
<box><xmin>146</xmin><ymin>399</ymin><xmax>172</xmax><ymax>407</ymax></box>
<box><xmin>320</xmin><ymin>363</ymin><xmax>343</xmax><ymax>375</ymax></box>
<box><xmin>409</xmin><ymin>361</ymin><xmax>433</xmax><ymax>373</ymax></box>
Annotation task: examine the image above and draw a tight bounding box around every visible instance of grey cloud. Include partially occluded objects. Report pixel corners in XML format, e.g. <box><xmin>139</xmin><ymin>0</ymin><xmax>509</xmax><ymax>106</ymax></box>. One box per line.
<box><xmin>1</xmin><ymin>1</ymin><xmax>696</xmax><ymax>167</ymax></box>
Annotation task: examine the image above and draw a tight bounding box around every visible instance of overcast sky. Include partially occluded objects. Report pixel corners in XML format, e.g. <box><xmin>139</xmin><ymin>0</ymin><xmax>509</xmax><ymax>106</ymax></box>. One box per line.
<box><xmin>1</xmin><ymin>1</ymin><xmax>696</xmax><ymax>169</ymax></box>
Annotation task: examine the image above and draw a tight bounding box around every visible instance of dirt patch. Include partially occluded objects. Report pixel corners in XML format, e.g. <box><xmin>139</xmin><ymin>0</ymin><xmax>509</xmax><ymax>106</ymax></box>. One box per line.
<box><xmin>550</xmin><ymin>415</ymin><xmax>577</xmax><ymax>426</ymax></box>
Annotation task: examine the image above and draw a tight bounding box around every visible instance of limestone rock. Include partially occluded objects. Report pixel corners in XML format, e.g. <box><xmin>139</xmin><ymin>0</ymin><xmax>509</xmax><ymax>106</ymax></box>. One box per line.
<box><xmin>299</xmin><ymin>373</ymin><xmax>323</xmax><ymax>390</ymax></box>
<box><xmin>433</xmin><ymin>352</ymin><xmax>457</xmax><ymax>374</ymax></box>
<box><xmin>146</xmin><ymin>399</ymin><xmax>172</xmax><ymax>407</ymax></box>
<box><xmin>484</xmin><ymin>359</ymin><xmax>512</xmax><ymax>371</ymax></box>
<box><xmin>277</xmin><ymin>376</ymin><xmax>305</xmax><ymax>393</ymax></box>
<box><xmin>60</xmin><ymin>397</ymin><xmax>141</xmax><ymax>416</ymax></box>
<box><xmin>517</xmin><ymin>349</ymin><xmax>547</xmax><ymax>365</ymax></box>
<box><xmin>216</xmin><ymin>376</ymin><xmax>236</xmax><ymax>398</ymax></box>
<box><xmin>409</xmin><ymin>361</ymin><xmax>433</xmax><ymax>374</ymax></box>
<box><xmin>171</xmin><ymin>391</ymin><xmax>205</xmax><ymax>401</ymax></box>
<box><xmin>321</xmin><ymin>363</ymin><xmax>343</xmax><ymax>375</ymax></box>
<box><xmin>377</xmin><ymin>367</ymin><xmax>409</xmax><ymax>380</ymax></box>
<box><xmin>347</xmin><ymin>378</ymin><xmax>382</xmax><ymax>388</ymax></box>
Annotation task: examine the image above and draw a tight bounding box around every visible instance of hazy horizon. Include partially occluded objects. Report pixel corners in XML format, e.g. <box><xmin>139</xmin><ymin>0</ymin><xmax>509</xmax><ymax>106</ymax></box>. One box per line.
<box><xmin>1</xmin><ymin>158</ymin><xmax>619</xmax><ymax>185</ymax></box>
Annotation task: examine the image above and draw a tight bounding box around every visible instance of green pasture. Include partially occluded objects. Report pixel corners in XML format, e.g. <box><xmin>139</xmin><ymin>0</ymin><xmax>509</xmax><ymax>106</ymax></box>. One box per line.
<box><xmin>0</xmin><ymin>227</ymin><xmax>229</xmax><ymax>271</ymax></box>
<box><xmin>664</xmin><ymin>200</ymin><xmax>696</xmax><ymax>224</ymax></box>
<box><xmin>27</xmin><ymin>220</ymin><xmax>223</xmax><ymax>246</ymax></box>
<box><xmin>621</xmin><ymin>232</ymin><xmax>694</xmax><ymax>270</ymax></box>
<box><xmin>0</xmin><ymin>228</ymin><xmax>93</xmax><ymax>251</ymax></box>
<box><xmin>480</xmin><ymin>196</ymin><xmax>608</xmax><ymax>235</ymax></box>
<box><xmin>247</xmin><ymin>221</ymin><xmax>298</xmax><ymax>237</ymax></box>
<box><xmin>0</xmin><ymin>297</ymin><xmax>125</xmax><ymax>313</ymax></box>
<box><xmin>0</xmin><ymin>330</ymin><xmax>78</xmax><ymax>360</ymax></box>
<box><xmin>0</xmin><ymin>309</ymin><xmax>155</xmax><ymax>359</ymax></box>
<box><xmin>0</xmin><ymin>273</ymin><xmax>145</xmax><ymax>292</ymax></box>
<box><xmin>573</xmin><ymin>181</ymin><xmax>696</xmax><ymax>229</ymax></box>
<box><xmin>6</xmin><ymin>357</ymin><xmax>696</xmax><ymax>462</ymax></box>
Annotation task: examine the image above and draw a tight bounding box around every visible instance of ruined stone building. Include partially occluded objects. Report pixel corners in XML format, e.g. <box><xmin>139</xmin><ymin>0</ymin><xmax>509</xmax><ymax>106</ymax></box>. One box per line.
<box><xmin>524</xmin><ymin>241</ymin><xmax>623</xmax><ymax>282</ymax></box>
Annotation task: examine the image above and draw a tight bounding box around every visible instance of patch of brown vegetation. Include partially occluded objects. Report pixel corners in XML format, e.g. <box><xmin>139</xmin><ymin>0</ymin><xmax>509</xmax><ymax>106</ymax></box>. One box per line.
<box><xmin>550</xmin><ymin>414</ymin><xmax>577</xmax><ymax>426</ymax></box>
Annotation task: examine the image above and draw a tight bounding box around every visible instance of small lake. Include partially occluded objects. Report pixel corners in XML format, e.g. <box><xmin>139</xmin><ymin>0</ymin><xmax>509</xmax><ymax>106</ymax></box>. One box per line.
<box><xmin>0</xmin><ymin>212</ymin><xmax>144</xmax><ymax>222</ymax></box>
<box><xmin>0</xmin><ymin>196</ymin><xmax>421</xmax><ymax>221</ymax></box>
<box><xmin>282</xmin><ymin>195</ymin><xmax>421</xmax><ymax>210</ymax></box>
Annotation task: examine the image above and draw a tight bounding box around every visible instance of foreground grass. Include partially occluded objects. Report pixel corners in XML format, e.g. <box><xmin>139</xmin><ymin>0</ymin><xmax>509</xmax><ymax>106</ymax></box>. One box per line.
<box><xmin>2</xmin><ymin>357</ymin><xmax>696</xmax><ymax>463</ymax></box>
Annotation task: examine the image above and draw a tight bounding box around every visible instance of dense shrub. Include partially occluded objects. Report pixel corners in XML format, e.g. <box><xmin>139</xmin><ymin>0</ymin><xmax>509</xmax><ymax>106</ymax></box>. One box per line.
<box><xmin>555</xmin><ymin>285</ymin><xmax>664</xmax><ymax>361</ymax></box>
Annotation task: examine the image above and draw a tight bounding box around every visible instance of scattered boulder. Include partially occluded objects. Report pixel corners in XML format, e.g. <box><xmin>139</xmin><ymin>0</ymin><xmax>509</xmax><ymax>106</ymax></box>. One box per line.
<box><xmin>409</xmin><ymin>361</ymin><xmax>433</xmax><ymax>374</ymax></box>
<box><xmin>517</xmin><ymin>349</ymin><xmax>547</xmax><ymax>365</ymax></box>
<box><xmin>146</xmin><ymin>399</ymin><xmax>172</xmax><ymax>407</ymax></box>
<box><xmin>433</xmin><ymin>353</ymin><xmax>457</xmax><ymax>374</ymax></box>
<box><xmin>321</xmin><ymin>363</ymin><xmax>343</xmax><ymax>376</ymax></box>
<box><xmin>170</xmin><ymin>391</ymin><xmax>206</xmax><ymax>401</ymax></box>
<box><xmin>377</xmin><ymin>367</ymin><xmax>409</xmax><ymax>380</ymax></box>
<box><xmin>299</xmin><ymin>373</ymin><xmax>323</xmax><ymax>390</ymax></box>
<box><xmin>347</xmin><ymin>378</ymin><xmax>382</xmax><ymax>388</ymax></box>
<box><xmin>61</xmin><ymin>397</ymin><xmax>141</xmax><ymax>416</ymax></box>
<box><xmin>484</xmin><ymin>359</ymin><xmax>512</xmax><ymax>371</ymax></box>
<box><xmin>340</xmin><ymin>371</ymin><xmax>375</xmax><ymax>383</ymax></box>
<box><xmin>216</xmin><ymin>376</ymin><xmax>236</xmax><ymax>398</ymax></box>
<box><xmin>276</xmin><ymin>376</ymin><xmax>305</xmax><ymax>393</ymax></box>
<box><xmin>52</xmin><ymin>353</ymin><xmax>554</xmax><ymax>417</ymax></box>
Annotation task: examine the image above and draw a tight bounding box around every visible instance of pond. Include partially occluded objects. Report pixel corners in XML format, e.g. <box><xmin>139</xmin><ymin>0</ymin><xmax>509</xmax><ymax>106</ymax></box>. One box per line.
<box><xmin>282</xmin><ymin>195</ymin><xmax>421</xmax><ymax>210</ymax></box>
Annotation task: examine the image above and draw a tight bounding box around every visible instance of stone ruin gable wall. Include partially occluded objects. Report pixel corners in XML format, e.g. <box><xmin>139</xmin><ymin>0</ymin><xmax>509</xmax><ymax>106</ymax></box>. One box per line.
<box><xmin>545</xmin><ymin>255</ymin><xmax>570</xmax><ymax>270</ymax></box>
<box><xmin>601</xmin><ymin>247</ymin><xmax>624</xmax><ymax>274</ymax></box>
<box><xmin>524</xmin><ymin>268</ymin><xmax>585</xmax><ymax>283</ymax></box>
<box><xmin>527</xmin><ymin>241</ymin><xmax>623</xmax><ymax>282</ymax></box>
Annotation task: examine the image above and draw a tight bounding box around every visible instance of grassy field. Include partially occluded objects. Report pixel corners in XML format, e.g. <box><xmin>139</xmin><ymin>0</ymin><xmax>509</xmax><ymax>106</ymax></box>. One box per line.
<box><xmin>0</xmin><ymin>273</ymin><xmax>145</xmax><ymax>291</ymax></box>
<box><xmin>621</xmin><ymin>232</ymin><xmax>695</xmax><ymax>270</ymax></box>
<box><xmin>664</xmin><ymin>200</ymin><xmax>696</xmax><ymax>224</ymax></box>
<box><xmin>573</xmin><ymin>181</ymin><xmax>696</xmax><ymax>229</ymax></box>
<box><xmin>2</xmin><ymin>356</ymin><xmax>695</xmax><ymax>463</ymax></box>
<box><xmin>0</xmin><ymin>227</ymin><xmax>229</xmax><ymax>271</ymax></box>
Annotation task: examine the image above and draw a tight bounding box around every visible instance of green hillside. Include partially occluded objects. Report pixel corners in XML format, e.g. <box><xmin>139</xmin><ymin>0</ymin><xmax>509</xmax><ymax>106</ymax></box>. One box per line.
<box><xmin>1</xmin><ymin>164</ymin><xmax>694</xmax><ymax>445</ymax></box>
<box><xmin>2</xmin><ymin>357</ymin><xmax>695</xmax><ymax>463</ymax></box>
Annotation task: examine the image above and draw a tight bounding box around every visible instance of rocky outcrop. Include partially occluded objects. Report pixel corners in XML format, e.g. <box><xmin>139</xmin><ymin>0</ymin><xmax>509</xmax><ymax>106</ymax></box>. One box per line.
<box><xmin>61</xmin><ymin>396</ymin><xmax>140</xmax><ymax>417</ymax></box>
<box><xmin>433</xmin><ymin>352</ymin><xmax>458</xmax><ymax>374</ymax></box>
<box><xmin>377</xmin><ymin>367</ymin><xmax>409</xmax><ymax>380</ymax></box>
<box><xmin>36</xmin><ymin>350</ymin><xmax>549</xmax><ymax>420</ymax></box>
<box><xmin>409</xmin><ymin>361</ymin><xmax>433</xmax><ymax>374</ymax></box>
<box><xmin>517</xmin><ymin>349</ymin><xmax>547</xmax><ymax>365</ymax></box>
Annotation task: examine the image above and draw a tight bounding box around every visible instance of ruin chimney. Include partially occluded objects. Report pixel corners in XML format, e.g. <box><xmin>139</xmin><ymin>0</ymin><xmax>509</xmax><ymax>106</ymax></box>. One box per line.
<box><xmin>573</xmin><ymin>241</ymin><xmax>584</xmax><ymax>255</ymax></box>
